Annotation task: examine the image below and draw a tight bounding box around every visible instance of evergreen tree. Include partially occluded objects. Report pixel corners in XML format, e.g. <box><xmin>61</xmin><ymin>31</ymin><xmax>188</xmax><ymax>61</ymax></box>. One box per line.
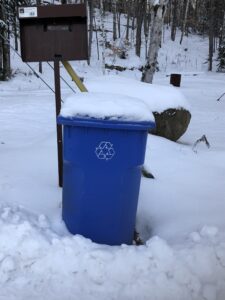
<box><xmin>217</xmin><ymin>6</ymin><xmax>225</xmax><ymax>72</ymax></box>
<box><xmin>217</xmin><ymin>40</ymin><xmax>225</xmax><ymax>72</ymax></box>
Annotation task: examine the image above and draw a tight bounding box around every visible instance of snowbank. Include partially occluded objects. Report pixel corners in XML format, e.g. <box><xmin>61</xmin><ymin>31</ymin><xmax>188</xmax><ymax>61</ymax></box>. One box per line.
<box><xmin>60</xmin><ymin>92</ymin><xmax>154</xmax><ymax>122</ymax></box>
<box><xmin>87</xmin><ymin>75</ymin><xmax>190</xmax><ymax>113</ymax></box>
<box><xmin>0</xmin><ymin>204</ymin><xmax>225</xmax><ymax>300</ymax></box>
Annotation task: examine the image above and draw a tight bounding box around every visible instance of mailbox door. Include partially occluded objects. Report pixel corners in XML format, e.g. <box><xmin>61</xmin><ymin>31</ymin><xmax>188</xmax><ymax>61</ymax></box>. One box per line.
<box><xmin>19</xmin><ymin>4</ymin><xmax>88</xmax><ymax>62</ymax></box>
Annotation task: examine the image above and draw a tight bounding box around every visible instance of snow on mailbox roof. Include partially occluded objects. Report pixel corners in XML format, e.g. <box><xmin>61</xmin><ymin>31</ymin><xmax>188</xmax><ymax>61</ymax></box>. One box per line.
<box><xmin>60</xmin><ymin>92</ymin><xmax>154</xmax><ymax>122</ymax></box>
<box><xmin>87</xmin><ymin>75</ymin><xmax>190</xmax><ymax>113</ymax></box>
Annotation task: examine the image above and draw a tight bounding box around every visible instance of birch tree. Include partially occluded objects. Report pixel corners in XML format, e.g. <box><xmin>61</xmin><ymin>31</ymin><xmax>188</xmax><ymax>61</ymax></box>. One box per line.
<box><xmin>141</xmin><ymin>0</ymin><xmax>168</xmax><ymax>83</ymax></box>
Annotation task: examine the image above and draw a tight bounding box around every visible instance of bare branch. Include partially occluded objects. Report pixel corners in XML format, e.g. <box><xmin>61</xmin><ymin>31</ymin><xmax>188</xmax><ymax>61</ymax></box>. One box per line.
<box><xmin>192</xmin><ymin>135</ymin><xmax>210</xmax><ymax>153</ymax></box>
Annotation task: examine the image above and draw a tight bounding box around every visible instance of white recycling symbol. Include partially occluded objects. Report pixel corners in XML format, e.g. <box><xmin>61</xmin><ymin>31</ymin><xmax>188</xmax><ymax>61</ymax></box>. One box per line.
<box><xmin>95</xmin><ymin>141</ymin><xmax>115</xmax><ymax>161</ymax></box>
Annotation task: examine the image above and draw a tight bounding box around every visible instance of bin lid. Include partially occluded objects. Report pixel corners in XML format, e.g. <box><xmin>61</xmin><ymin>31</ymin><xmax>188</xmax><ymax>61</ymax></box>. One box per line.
<box><xmin>57</xmin><ymin>115</ymin><xmax>155</xmax><ymax>131</ymax></box>
<box><xmin>59</xmin><ymin>92</ymin><xmax>155</xmax><ymax>123</ymax></box>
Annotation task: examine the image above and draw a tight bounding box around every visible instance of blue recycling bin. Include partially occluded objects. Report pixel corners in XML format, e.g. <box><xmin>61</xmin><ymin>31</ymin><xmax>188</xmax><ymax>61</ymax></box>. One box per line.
<box><xmin>58</xmin><ymin>116</ymin><xmax>155</xmax><ymax>245</ymax></box>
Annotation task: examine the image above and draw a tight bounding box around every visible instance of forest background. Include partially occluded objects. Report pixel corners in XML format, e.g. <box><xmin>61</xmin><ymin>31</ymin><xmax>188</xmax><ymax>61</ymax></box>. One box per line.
<box><xmin>1</xmin><ymin>0</ymin><xmax>225</xmax><ymax>83</ymax></box>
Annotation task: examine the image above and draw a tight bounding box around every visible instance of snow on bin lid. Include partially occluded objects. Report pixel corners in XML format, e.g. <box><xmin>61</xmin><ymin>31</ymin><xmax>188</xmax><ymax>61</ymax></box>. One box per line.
<box><xmin>60</xmin><ymin>92</ymin><xmax>155</xmax><ymax>122</ymax></box>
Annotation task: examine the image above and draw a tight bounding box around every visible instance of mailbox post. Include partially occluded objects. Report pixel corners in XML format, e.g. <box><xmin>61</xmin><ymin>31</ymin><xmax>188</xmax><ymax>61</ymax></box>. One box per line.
<box><xmin>18</xmin><ymin>4</ymin><xmax>88</xmax><ymax>187</ymax></box>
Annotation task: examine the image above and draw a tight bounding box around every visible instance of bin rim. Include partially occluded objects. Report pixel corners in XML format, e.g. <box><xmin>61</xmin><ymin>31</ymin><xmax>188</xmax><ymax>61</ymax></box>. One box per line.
<box><xmin>57</xmin><ymin>116</ymin><xmax>155</xmax><ymax>131</ymax></box>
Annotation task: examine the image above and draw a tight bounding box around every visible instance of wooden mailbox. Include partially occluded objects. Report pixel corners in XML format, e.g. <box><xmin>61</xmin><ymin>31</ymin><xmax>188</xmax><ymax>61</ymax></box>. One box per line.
<box><xmin>18</xmin><ymin>4</ymin><xmax>88</xmax><ymax>62</ymax></box>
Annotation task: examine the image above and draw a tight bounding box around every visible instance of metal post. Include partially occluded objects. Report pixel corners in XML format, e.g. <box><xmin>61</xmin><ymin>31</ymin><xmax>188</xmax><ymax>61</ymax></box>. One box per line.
<box><xmin>54</xmin><ymin>59</ymin><xmax>63</xmax><ymax>187</ymax></box>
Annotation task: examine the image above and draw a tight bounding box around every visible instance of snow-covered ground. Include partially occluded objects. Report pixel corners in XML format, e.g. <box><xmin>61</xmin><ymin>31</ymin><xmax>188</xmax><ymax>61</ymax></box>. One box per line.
<box><xmin>0</xmin><ymin>29</ymin><xmax>225</xmax><ymax>299</ymax></box>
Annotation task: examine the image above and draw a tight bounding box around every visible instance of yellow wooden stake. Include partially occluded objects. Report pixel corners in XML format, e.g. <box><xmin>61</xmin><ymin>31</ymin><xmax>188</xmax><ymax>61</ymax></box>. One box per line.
<box><xmin>61</xmin><ymin>61</ymin><xmax>88</xmax><ymax>92</ymax></box>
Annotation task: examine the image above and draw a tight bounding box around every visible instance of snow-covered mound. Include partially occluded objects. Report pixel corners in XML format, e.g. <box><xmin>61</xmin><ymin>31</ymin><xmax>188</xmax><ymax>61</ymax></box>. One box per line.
<box><xmin>60</xmin><ymin>92</ymin><xmax>154</xmax><ymax>122</ymax></box>
<box><xmin>0</xmin><ymin>204</ymin><xmax>225</xmax><ymax>300</ymax></box>
<box><xmin>87</xmin><ymin>75</ymin><xmax>190</xmax><ymax>113</ymax></box>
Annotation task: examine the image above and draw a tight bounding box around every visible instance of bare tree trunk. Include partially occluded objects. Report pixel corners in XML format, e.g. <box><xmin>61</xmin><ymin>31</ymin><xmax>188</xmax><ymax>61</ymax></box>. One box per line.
<box><xmin>180</xmin><ymin>0</ymin><xmax>190</xmax><ymax>44</ymax></box>
<box><xmin>3</xmin><ymin>39</ymin><xmax>10</xmax><ymax>80</ymax></box>
<box><xmin>12</xmin><ymin>1</ymin><xmax>18</xmax><ymax>51</ymax></box>
<box><xmin>0</xmin><ymin>0</ymin><xmax>10</xmax><ymax>81</ymax></box>
<box><xmin>141</xmin><ymin>1</ymin><xmax>167</xmax><ymax>83</ymax></box>
<box><xmin>144</xmin><ymin>3</ymin><xmax>151</xmax><ymax>59</ymax></box>
<box><xmin>126</xmin><ymin>0</ymin><xmax>131</xmax><ymax>41</ymax></box>
<box><xmin>100</xmin><ymin>0</ymin><xmax>106</xmax><ymax>75</ymax></box>
<box><xmin>37</xmin><ymin>0</ymin><xmax>42</xmax><ymax>73</ymax></box>
<box><xmin>88</xmin><ymin>0</ymin><xmax>94</xmax><ymax>64</ymax></box>
<box><xmin>135</xmin><ymin>0</ymin><xmax>146</xmax><ymax>57</ymax></box>
<box><xmin>131</xmin><ymin>8</ymin><xmax>136</xmax><ymax>44</ymax></box>
<box><xmin>94</xmin><ymin>16</ymin><xmax>100</xmax><ymax>60</ymax></box>
<box><xmin>117</xmin><ymin>11</ymin><xmax>121</xmax><ymax>38</ymax></box>
<box><xmin>113</xmin><ymin>0</ymin><xmax>117</xmax><ymax>41</ymax></box>
<box><xmin>171</xmin><ymin>0</ymin><xmax>178</xmax><ymax>41</ymax></box>
<box><xmin>0</xmin><ymin>31</ymin><xmax>3</xmax><ymax>80</ymax></box>
<box><xmin>208</xmin><ymin>0</ymin><xmax>214</xmax><ymax>71</ymax></box>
